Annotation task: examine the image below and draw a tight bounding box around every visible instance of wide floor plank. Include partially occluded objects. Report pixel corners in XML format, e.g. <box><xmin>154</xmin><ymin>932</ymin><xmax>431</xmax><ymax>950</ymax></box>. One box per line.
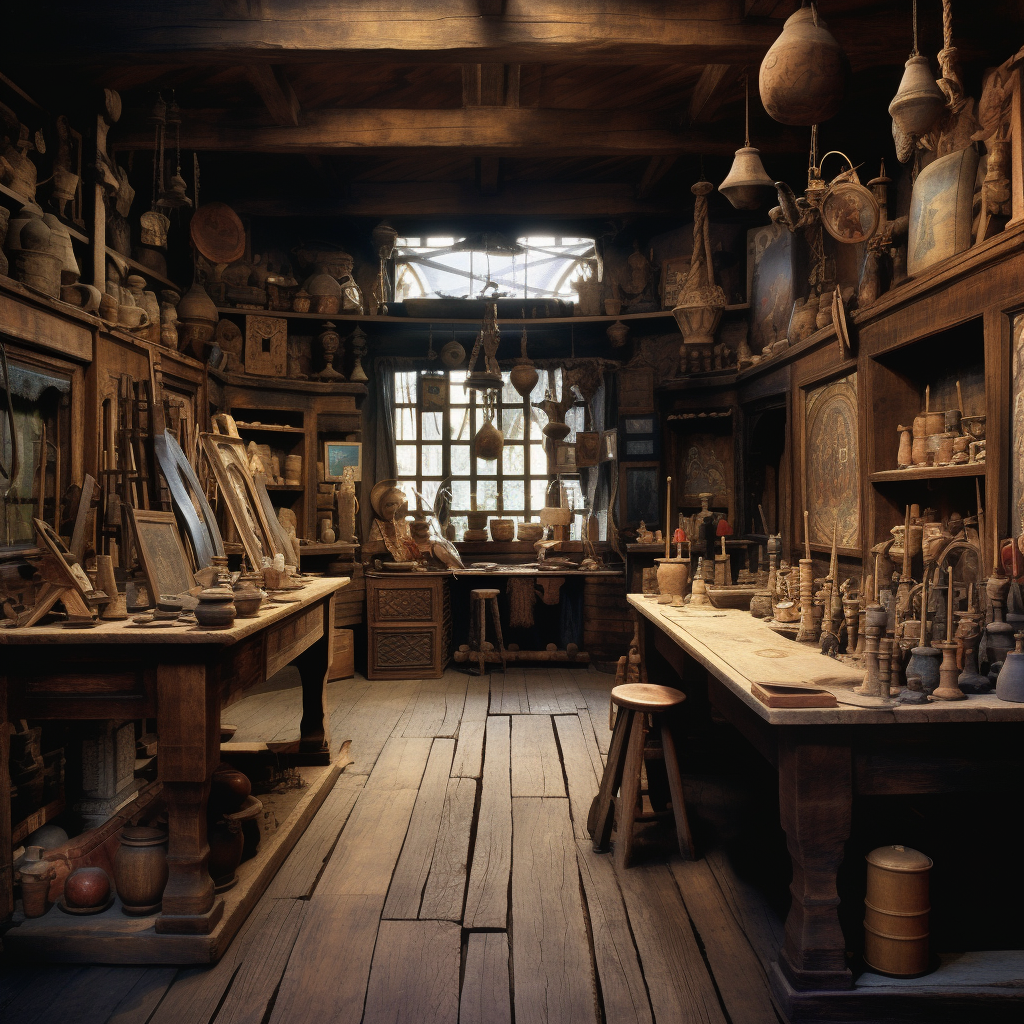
<box><xmin>362</xmin><ymin>920</ymin><xmax>461</xmax><ymax>1024</ymax></box>
<box><xmin>670</xmin><ymin>859</ymin><xmax>778</xmax><ymax>1024</ymax></box>
<box><xmin>462</xmin><ymin>675</ymin><xmax>491</xmax><ymax>721</ymax></box>
<box><xmin>403</xmin><ymin>674</ymin><xmax>468</xmax><ymax>739</ymax></box>
<box><xmin>420</xmin><ymin>777</ymin><xmax>476</xmax><ymax>922</ymax></box>
<box><xmin>525</xmin><ymin>667</ymin><xmax>578</xmax><ymax>714</ymax></box>
<box><xmin>364</xmin><ymin>735</ymin><xmax>434</xmax><ymax>791</ymax></box>
<box><xmin>511</xmin><ymin>798</ymin><xmax>597</xmax><ymax>1024</ymax></box>
<box><xmin>343</xmin><ymin>679</ymin><xmax>423</xmax><ymax>775</ymax></box>
<box><xmin>459</xmin><ymin>932</ymin><xmax>512</xmax><ymax>1024</ymax></box>
<box><xmin>576</xmin><ymin>844</ymin><xmax>653</xmax><ymax>1024</ymax></box>
<box><xmin>554</xmin><ymin>715</ymin><xmax>600</xmax><ymax>840</ymax></box>
<box><xmin>268</xmin><ymin>894</ymin><xmax>383</xmax><ymax>1024</ymax></box>
<box><xmin>383</xmin><ymin>740</ymin><xmax>456</xmax><ymax>919</ymax></box>
<box><xmin>315</xmin><ymin>787</ymin><xmax>419</xmax><ymax>896</ymax></box>
<box><xmin>615</xmin><ymin>863</ymin><xmax>728</xmax><ymax>1024</ymax></box>
<box><xmin>265</xmin><ymin>774</ymin><xmax>366</xmax><ymax>898</ymax></box>
<box><xmin>106</xmin><ymin>967</ymin><xmax>177</xmax><ymax>1024</ymax></box>
<box><xmin>451</xmin><ymin>720</ymin><xmax>485</xmax><ymax>778</ymax></box>
<box><xmin>464</xmin><ymin>716</ymin><xmax>512</xmax><ymax>929</ymax></box>
<box><xmin>491</xmin><ymin>669</ymin><xmax>528</xmax><ymax>714</ymax></box>
<box><xmin>510</xmin><ymin>716</ymin><xmax>565</xmax><ymax>798</ymax></box>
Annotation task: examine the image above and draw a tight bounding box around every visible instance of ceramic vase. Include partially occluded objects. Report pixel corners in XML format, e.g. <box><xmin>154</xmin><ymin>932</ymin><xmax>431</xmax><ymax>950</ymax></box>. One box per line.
<box><xmin>207</xmin><ymin>818</ymin><xmax>244</xmax><ymax>891</ymax></box>
<box><xmin>996</xmin><ymin>634</ymin><xmax>1024</xmax><ymax>703</ymax></box>
<box><xmin>195</xmin><ymin>587</ymin><xmax>236</xmax><ymax>629</ymax></box>
<box><xmin>114</xmin><ymin>826</ymin><xmax>168</xmax><ymax>916</ymax></box>
<box><xmin>17</xmin><ymin>846</ymin><xmax>55</xmax><ymax>918</ymax></box>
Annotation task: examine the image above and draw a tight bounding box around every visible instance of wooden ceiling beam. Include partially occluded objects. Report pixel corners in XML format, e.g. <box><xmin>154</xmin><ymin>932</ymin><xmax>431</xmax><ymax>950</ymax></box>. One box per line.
<box><xmin>245</xmin><ymin>64</ymin><xmax>300</xmax><ymax>126</ymax></box>
<box><xmin>636</xmin><ymin>156</ymin><xmax>677</xmax><ymax>200</ymax></box>
<box><xmin>689</xmin><ymin>64</ymin><xmax>744</xmax><ymax>123</ymax></box>
<box><xmin>12</xmin><ymin>2</ymin><xmax>776</xmax><ymax>66</ymax></box>
<box><xmin>230</xmin><ymin>181</ymin><xmax>671</xmax><ymax>217</ymax></box>
<box><xmin>112</xmin><ymin>106</ymin><xmax>802</xmax><ymax>155</ymax></box>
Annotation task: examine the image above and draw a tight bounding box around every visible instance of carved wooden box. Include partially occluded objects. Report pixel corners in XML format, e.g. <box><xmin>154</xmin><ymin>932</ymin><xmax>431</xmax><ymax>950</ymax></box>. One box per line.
<box><xmin>366</xmin><ymin>573</ymin><xmax>451</xmax><ymax>679</ymax></box>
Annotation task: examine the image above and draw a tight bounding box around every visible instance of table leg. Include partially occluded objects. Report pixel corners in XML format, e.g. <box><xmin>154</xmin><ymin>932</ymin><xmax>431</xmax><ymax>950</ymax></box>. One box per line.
<box><xmin>155</xmin><ymin>663</ymin><xmax>223</xmax><ymax>934</ymax></box>
<box><xmin>777</xmin><ymin>735</ymin><xmax>853</xmax><ymax>990</ymax></box>
<box><xmin>294</xmin><ymin>596</ymin><xmax>332</xmax><ymax>762</ymax></box>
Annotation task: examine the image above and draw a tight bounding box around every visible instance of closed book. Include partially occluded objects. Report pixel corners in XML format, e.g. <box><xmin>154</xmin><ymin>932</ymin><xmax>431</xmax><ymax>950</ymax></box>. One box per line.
<box><xmin>751</xmin><ymin>682</ymin><xmax>838</xmax><ymax>708</ymax></box>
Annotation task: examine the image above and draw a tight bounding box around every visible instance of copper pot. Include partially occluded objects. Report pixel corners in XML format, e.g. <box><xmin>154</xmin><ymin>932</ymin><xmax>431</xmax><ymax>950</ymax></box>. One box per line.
<box><xmin>863</xmin><ymin>845</ymin><xmax>932</xmax><ymax>977</ymax></box>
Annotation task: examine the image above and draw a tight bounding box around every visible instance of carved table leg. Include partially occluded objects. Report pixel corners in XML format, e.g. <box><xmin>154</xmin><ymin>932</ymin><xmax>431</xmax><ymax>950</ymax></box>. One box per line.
<box><xmin>776</xmin><ymin>733</ymin><xmax>853</xmax><ymax>990</ymax></box>
<box><xmin>155</xmin><ymin>662</ymin><xmax>223</xmax><ymax>934</ymax></box>
<box><xmin>294</xmin><ymin>596</ymin><xmax>332</xmax><ymax>762</ymax></box>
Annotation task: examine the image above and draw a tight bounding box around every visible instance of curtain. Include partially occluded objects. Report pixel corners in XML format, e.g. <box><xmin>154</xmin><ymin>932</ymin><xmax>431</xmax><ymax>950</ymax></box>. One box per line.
<box><xmin>360</xmin><ymin>357</ymin><xmax>397</xmax><ymax>540</ymax></box>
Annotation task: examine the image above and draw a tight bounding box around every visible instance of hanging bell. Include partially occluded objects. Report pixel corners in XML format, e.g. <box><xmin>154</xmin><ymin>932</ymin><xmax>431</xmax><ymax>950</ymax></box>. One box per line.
<box><xmin>718</xmin><ymin>146</ymin><xmax>777</xmax><ymax>210</ymax></box>
<box><xmin>157</xmin><ymin>172</ymin><xmax>192</xmax><ymax>209</ymax></box>
<box><xmin>759</xmin><ymin>4</ymin><xmax>847</xmax><ymax>126</ymax></box>
<box><xmin>889</xmin><ymin>55</ymin><xmax>946</xmax><ymax>139</ymax></box>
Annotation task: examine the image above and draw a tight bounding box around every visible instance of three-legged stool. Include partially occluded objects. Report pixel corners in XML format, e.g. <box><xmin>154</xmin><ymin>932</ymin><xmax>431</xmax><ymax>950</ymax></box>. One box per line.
<box><xmin>587</xmin><ymin>682</ymin><xmax>694</xmax><ymax>869</ymax></box>
<box><xmin>468</xmin><ymin>588</ymin><xmax>506</xmax><ymax>675</ymax></box>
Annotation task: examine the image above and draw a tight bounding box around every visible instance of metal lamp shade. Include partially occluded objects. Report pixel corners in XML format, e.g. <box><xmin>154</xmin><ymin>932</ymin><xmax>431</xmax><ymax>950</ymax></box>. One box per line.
<box><xmin>718</xmin><ymin>147</ymin><xmax>777</xmax><ymax>210</ymax></box>
<box><xmin>889</xmin><ymin>55</ymin><xmax>946</xmax><ymax>138</ymax></box>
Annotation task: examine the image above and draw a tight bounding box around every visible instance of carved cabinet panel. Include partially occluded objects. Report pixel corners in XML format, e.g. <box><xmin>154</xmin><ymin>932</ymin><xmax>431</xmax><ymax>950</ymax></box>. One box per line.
<box><xmin>366</xmin><ymin>573</ymin><xmax>451</xmax><ymax>679</ymax></box>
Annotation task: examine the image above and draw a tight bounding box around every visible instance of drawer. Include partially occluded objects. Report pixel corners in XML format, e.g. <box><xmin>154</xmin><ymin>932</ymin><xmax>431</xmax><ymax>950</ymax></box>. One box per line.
<box><xmin>371</xmin><ymin>585</ymin><xmax>436</xmax><ymax>622</ymax></box>
<box><xmin>369</xmin><ymin>627</ymin><xmax>436</xmax><ymax>678</ymax></box>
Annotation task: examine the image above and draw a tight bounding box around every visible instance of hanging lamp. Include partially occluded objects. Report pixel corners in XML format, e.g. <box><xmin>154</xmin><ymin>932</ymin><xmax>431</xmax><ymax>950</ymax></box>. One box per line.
<box><xmin>719</xmin><ymin>75</ymin><xmax>777</xmax><ymax>210</ymax></box>
<box><xmin>889</xmin><ymin>0</ymin><xmax>946</xmax><ymax>151</ymax></box>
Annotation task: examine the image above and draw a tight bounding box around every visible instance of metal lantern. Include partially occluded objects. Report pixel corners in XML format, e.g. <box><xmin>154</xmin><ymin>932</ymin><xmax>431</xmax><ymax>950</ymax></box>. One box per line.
<box><xmin>889</xmin><ymin>54</ymin><xmax>946</xmax><ymax>140</ymax></box>
<box><xmin>720</xmin><ymin>77</ymin><xmax>777</xmax><ymax>210</ymax></box>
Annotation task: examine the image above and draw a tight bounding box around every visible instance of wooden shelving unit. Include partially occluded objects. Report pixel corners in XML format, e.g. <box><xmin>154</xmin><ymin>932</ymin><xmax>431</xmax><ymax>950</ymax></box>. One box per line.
<box><xmin>104</xmin><ymin>246</ymin><xmax>181</xmax><ymax>291</ymax></box>
<box><xmin>869</xmin><ymin>465</ymin><xmax>986</xmax><ymax>483</ymax></box>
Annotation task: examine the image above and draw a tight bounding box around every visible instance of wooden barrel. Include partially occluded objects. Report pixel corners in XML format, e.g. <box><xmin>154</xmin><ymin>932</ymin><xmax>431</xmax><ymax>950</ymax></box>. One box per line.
<box><xmin>863</xmin><ymin>845</ymin><xmax>932</xmax><ymax>977</ymax></box>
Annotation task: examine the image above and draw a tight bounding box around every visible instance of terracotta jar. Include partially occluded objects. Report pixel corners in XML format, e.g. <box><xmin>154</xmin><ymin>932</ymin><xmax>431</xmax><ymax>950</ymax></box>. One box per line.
<box><xmin>232</xmin><ymin>581</ymin><xmax>265</xmax><ymax>618</ymax></box>
<box><xmin>195</xmin><ymin>586</ymin><xmax>236</xmax><ymax>629</ymax></box>
<box><xmin>656</xmin><ymin>558</ymin><xmax>690</xmax><ymax>604</ymax></box>
<box><xmin>474</xmin><ymin>419</ymin><xmax>504</xmax><ymax>461</ymax></box>
<box><xmin>114</xmin><ymin>826</ymin><xmax>168</xmax><ymax>916</ymax></box>
<box><xmin>176</xmin><ymin>279</ymin><xmax>219</xmax><ymax>358</ymax></box>
<box><xmin>210</xmin><ymin>763</ymin><xmax>252</xmax><ymax>814</ymax></box>
<box><xmin>510</xmin><ymin>360</ymin><xmax>539</xmax><ymax>399</ymax></box>
<box><xmin>17</xmin><ymin>846</ymin><xmax>55</xmax><ymax>918</ymax></box>
<box><xmin>64</xmin><ymin>866</ymin><xmax>112</xmax><ymax>910</ymax></box>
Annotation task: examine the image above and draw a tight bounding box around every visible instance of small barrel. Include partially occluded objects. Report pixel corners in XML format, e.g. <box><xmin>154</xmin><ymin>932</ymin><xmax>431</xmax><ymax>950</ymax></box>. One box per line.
<box><xmin>863</xmin><ymin>845</ymin><xmax>933</xmax><ymax>977</ymax></box>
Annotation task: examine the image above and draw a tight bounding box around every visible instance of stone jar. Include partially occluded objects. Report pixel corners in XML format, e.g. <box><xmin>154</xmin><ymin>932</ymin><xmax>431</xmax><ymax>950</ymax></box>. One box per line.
<box><xmin>114</xmin><ymin>826</ymin><xmax>168</xmax><ymax>916</ymax></box>
<box><xmin>195</xmin><ymin>586</ymin><xmax>236</xmax><ymax>629</ymax></box>
<box><xmin>656</xmin><ymin>558</ymin><xmax>690</xmax><ymax>603</ymax></box>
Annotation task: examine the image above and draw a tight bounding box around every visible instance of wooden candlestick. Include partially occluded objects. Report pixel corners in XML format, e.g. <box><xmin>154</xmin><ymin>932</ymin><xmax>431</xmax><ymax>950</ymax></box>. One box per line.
<box><xmin>932</xmin><ymin>638</ymin><xmax>966</xmax><ymax>700</ymax></box>
<box><xmin>956</xmin><ymin>379</ymin><xmax>964</xmax><ymax>417</ymax></box>
<box><xmin>803</xmin><ymin>510</ymin><xmax>810</xmax><ymax>561</ymax></box>
<box><xmin>902</xmin><ymin>504</ymin><xmax>912</xmax><ymax>579</ymax></box>
<box><xmin>946</xmin><ymin>564</ymin><xmax>954</xmax><ymax>643</ymax></box>
<box><xmin>664</xmin><ymin>476</ymin><xmax>672</xmax><ymax>560</ymax></box>
<box><xmin>920</xmin><ymin>574</ymin><xmax>929</xmax><ymax>647</ymax></box>
<box><xmin>796</xmin><ymin>558</ymin><xmax>817</xmax><ymax>643</ymax></box>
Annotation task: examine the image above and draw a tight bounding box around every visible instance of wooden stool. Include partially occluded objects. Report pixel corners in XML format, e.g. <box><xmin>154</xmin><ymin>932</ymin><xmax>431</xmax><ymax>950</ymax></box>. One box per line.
<box><xmin>587</xmin><ymin>682</ymin><xmax>694</xmax><ymax>868</ymax></box>
<box><xmin>469</xmin><ymin>588</ymin><xmax>506</xmax><ymax>675</ymax></box>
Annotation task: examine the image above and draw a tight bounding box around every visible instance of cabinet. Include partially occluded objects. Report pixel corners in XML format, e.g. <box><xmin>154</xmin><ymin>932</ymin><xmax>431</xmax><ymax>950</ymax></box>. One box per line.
<box><xmin>365</xmin><ymin>572</ymin><xmax>451</xmax><ymax>679</ymax></box>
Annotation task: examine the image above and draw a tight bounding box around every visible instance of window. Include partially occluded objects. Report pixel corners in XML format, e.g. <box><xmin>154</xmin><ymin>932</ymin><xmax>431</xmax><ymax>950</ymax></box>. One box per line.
<box><xmin>394</xmin><ymin>368</ymin><xmax>583</xmax><ymax>539</ymax></box>
<box><xmin>394</xmin><ymin>236</ymin><xmax>596</xmax><ymax>303</ymax></box>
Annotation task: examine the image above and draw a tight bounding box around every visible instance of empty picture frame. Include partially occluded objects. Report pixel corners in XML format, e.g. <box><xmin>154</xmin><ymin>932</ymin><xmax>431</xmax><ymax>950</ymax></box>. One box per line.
<box><xmin>323</xmin><ymin>440</ymin><xmax>363</xmax><ymax>482</ymax></box>
<box><xmin>201</xmin><ymin>432</ymin><xmax>285</xmax><ymax>568</ymax></box>
<box><xmin>128</xmin><ymin>508</ymin><xmax>196</xmax><ymax>599</ymax></box>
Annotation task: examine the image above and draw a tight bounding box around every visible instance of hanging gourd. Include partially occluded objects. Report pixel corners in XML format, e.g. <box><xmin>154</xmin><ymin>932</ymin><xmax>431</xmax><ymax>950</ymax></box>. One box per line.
<box><xmin>759</xmin><ymin>2</ymin><xmax>848</xmax><ymax>126</ymax></box>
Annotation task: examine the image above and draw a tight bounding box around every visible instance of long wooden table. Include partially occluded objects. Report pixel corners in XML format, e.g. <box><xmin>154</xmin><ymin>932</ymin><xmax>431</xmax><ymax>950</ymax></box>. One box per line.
<box><xmin>629</xmin><ymin>596</ymin><xmax>1024</xmax><ymax>1024</ymax></box>
<box><xmin>0</xmin><ymin>577</ymin><xmax>348</xmax><ymax>956</ymax></box>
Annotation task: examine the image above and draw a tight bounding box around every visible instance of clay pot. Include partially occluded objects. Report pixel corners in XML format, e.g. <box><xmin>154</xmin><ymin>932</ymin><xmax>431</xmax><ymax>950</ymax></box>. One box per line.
<box><xmin>17</xmin><ymin>846</ymin><xmax>55</xmax><ymax>918</ymax></box>
<box><xmin>118</xmin><ymin>304</ymin><xmax>151</xmax><ymax>331</ymax></box>
<box><xmin>61</xmin><ymin>282</ymin><xmax>102</xmax><ymax>312</ymax></box>
<box><xmin>510</xmin><ymin>361</ymin><xmax>539</xmax><ymax>398</ymax></box>
<box><xmin>292</xmin><ymin>290</ymin><xmax>311</xmax><ymax>313</ymax></box>
<box><xmin>211</xmin><ymin>763</ymin><xmax>252</xmax><ymax>814</ymax></box>
<box><xmin>759</xmin><ymin>5</ymin><xmax>847</xmax><ymax>126</ymax></box>
<box><xmin>176</xmin><ymin>279</ymin><xmax>219</xmax><ymax>357</ymax></box>
<box><xmin>517</xmin><ymin>522</ymin><xmax>544</xmax><ymax>542</ymax></box>
<box><xmin>195</xmin><ymin>586</ymin><xmax>236</xmax><ymax>629</ymax></box>
<box><xmin>208</xmin><ymin>817</ymin><xmax>245</xmax><ymax>891</ymax></box>
<box><xmin>5</xmin><ymin>203</ymin><xmax>45</xmax><ymax>256</ymax></box>
<box><xmin>863</xmin><ymin>845</ymin><xmax>932</xmax><ymax>978</ymax></box>
<box><xmin>606</xmin><ymin>320</ymin><xmax>630</xmax><ymax>347</ymax></box>
<box><xmin>232</xmin><ymin>582</ymin><xmax>265</xmax><ymax>618</ymax></box>
<box><xmin>750</xmin><ymin>590</ymin><xmax>773</xmax><ymax>618</ymax></box>
<box><xmin>114</xmin><ymin>826</ymin><xmax>168</xmax><ymax>916</ymax></box>
<box><xmin>64</xmin><ymin>866</ymin><xmax>112</xmax><ymax>909</ymax></box>
<box><xmin>656</xmin><ymin>558</ymin><xmax>690</xmax><ymax>602</ymax></box>
<box><xmin>889</xmin><ymin>55</ymin><xmax>947</xmax><ymax>139</ymax></box>
<box><xmin>15</xmin><ymin>249</ymin><xmax>62</xmax><ymax>298</ymax></box>
<box><xmin>489</xmin><ymin>519</ymin><xmax>515</xmax><ymax>542</ymax></box>
<box><xmin>474</xmin><ymin>419</ymin><xmax>504</xmax><ymax>461</ymax></box>
<box><xmin>542</xmin><ymin>420</ymin><xmax>571</xmax><ymax>443</ymax></box>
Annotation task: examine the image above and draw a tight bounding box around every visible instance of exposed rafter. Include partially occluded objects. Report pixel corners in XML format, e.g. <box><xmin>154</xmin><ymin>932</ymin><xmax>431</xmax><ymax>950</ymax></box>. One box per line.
<box><xmin>689</xmin><ymin>64</ymin><xmax>744</xmax><ymax>123</ymax></box>
<box><xmin>245</xmin><ymin>64</ymin><xmax>300</xmax><ymax>126</ymax></box>
<box><xmin>636</xmin><ymin>156</ymin><xmax>677</xmax><ymax>200</ymax></box>
<box><xmin>112</xmin><ymin>106</ymin><xmax>800</xmax><ymax>156</ymax></box>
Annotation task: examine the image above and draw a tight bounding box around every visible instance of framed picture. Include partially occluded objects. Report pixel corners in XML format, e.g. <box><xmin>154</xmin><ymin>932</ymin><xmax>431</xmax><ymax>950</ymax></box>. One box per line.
<box><xmin>575</xmin><ymin>431</ymin><xmax>601</xmax><ymax>468</ymax></box>
<box><xmin>555</xmin><ymin>443</ymin><xmax>577</xmax><ymax>472</ymax></box>
<box><xmin>600</xmin><ymin>428</ymin><xmax>618</xmax><ymax>462</ymax></box>
<box><xmin>617</xmin><ymin>366</ymin><xmax>655</xmax><ymax>414</ymax></box>
<box><xmin>618</xmin><ymin>415</ymin><xmax>659</xmax><ymax>461</ymax></box>
<box><xmin>420</xmin><ymin>373</ymin><xmax>447</xmax><ymax>412</ymax></box>
<box><xmin>660</xmin><ymin>256</ymin><xmax>690</xmax><ymax>309</ymax></box>
<box><xmin>128</xmin><ymin>508</ymin><xmax>196</xmax><ymax>599</ymax></box>
<box><xmin>323</xmin><ymin>440</ymin><xmax>363</xmax><ymax>482</ymax></box>
<box><xmin>620</xmin><ymin>463</ymin><xmax>660</xmax><ymax>528</ymax></box>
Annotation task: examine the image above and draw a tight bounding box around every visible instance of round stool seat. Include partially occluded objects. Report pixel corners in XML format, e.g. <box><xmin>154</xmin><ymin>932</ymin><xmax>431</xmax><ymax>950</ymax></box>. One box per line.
<box><xmin>471</xmin><ymin>589</ymin><xmax>501</xmax><ymax>599</ymax></box>
<box><xmin>611</xmin><ymin>683</ymin><xmax>685</xmax><ymax>711</ymax></box>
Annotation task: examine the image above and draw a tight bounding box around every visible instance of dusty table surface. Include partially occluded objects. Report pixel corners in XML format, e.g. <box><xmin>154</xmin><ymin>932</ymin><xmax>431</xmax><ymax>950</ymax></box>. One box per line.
<box><xmin>0</xmin><ymin>576</ymin><xmax>349</xmax><ymax>646</ymax></box>
<box><xmin>629</xmin><ymin>595</ymin><xmax>1024</xmax><ymax>725</ymax></box>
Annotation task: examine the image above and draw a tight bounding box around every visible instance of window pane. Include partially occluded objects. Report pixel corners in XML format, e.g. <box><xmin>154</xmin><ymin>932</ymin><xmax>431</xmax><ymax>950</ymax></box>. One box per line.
<box><xmin>501</xmin><ymin>373</ymin><xmax>519</xmax><ymax>405</ymax></box>
<box><xmin>451</xmin><ymin>479</ymin><xmax>472</xmax><ymax>510</ymax></box>
<box><xmin>421</xmin><ymin>411</ymin><xmax>443</xmax><ymax>440</ymax></box>
<box><xmin>451</xmin><ymin>444</ymin><xmax>471</xmax><ymax>474</ymax></box>
<box><xmin>417</xmin><ymin>480</ymin><xmax>440</xmax><ymax>509</ymax></box>
<box><xmin>450</xmin><ymin>407</ymin><xmax>471</xmax><ymax>440</ymax></box>
<box><xmin>395</xmin><ymin>407</ymin><xmax>417</xmax><ymax>440</ymax></box>
<box><xmin>449</xmin><ymin>372</ymin><xmax>469</xmax><ymax>405</ymax></box>
<box><xmin>530</xmin><ymin>443</ymin><xmax>547</xmax><ymax>474</ymax></box>
<box><xmin>396</xmin><ymin>480</ymin><xmax>418</xmax><ymax>508</ymax></box>
<box><xmin>503</xmin><ymin>479</ymin><xmax>525</xmax><ymax>511</ymax></box>
<box><xmin>395</xmin><ymin>372</ymin><xmax>418</xmax><ymax>404</ymax></box>
<box><xmin>531</xmin><ymin>479</ymin><xmax>550</xmax><ymax>512</ymax></box>
<box><xmin>502</xmin><ymin>407</ymin><xmax>525</xmax><ymax>439</ymax></box>
<box><xmin>396</xmin><ymin>445</ymin><xmax>417</xmax><ymax>476</ymax></box>
<box><xmin>478</xmin><ymin>480</ymin><xmax>498</xmax><ymax>510</ymax></box>
<box><xmin>477</xmin><ymin>457</ymin><xmax>498</xmax><ymax>476</ymax></box>
<box><xmin>422</xmin><ymin>444</ymin><xmax>443</xmax><ymax>476</ymax></box>
<box><xmin>502</xmin><ymin>445</ymin><xmax>525</xmax><ymax>475</ymax></box>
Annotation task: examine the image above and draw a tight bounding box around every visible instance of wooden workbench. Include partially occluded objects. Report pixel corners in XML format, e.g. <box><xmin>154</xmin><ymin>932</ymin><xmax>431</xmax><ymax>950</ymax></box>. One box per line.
<box><xmin>0</xmin><ymin>577</ymin><xmax>349</xmax><ymax>962</ymax></box>
<box><xmin>629</xmin><ymin>595</ymin><xmax>1024</xmax><ymax>1024</ymax></box>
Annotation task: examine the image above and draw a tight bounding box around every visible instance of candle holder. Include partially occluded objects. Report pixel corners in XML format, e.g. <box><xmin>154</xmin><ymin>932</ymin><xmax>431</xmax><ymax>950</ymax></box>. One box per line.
<box><xmin>931</xmin><ymin>640</ymin><xmax>966</xmax><ymax>700</ymax></box>
<box><xmin>955</xmin><ymin>613</ymin><xmax>991</xmax><ymax>693</ymax></box>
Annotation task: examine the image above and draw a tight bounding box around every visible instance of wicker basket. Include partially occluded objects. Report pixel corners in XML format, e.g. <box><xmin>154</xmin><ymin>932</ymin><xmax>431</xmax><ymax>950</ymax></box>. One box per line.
<box><xmin>489</xmin><ymin>519</ymin><xmax>515</xmax><ymax>542</ymax></box>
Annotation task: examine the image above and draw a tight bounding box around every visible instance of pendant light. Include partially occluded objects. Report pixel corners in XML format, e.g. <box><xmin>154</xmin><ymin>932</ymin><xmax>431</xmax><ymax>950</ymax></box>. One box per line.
<box><xmin>889</xmin><ymin>0</ymin><xmax>946</xmax><ymax>148</ymax></box>
<box><xmin>719</xmin><ymin>75</ymin><xmax>777</xmax><ymax>210</ymax></box>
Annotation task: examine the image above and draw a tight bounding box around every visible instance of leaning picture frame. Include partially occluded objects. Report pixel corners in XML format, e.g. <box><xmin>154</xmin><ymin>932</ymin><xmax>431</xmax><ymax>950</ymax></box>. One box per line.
<box><xmin>128</xmin><ymin>507</ymin><xmax>196</xmax><ymax>600</ymax></box>
<box><xmin>323</xmin><ymin>440</ymin><xmax>363</xmax><ymax>482</ymax></box>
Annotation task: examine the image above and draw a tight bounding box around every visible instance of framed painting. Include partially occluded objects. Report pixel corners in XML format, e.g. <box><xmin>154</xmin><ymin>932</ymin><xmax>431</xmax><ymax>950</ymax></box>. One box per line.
<box><xmin>620</xmin><ymin>461</ymin><xmax>660</xmax><ymax>529</ymax></box>
<box><xmin>660</xmin><ymin>256</ymin><xmax>690</xmax><ymax>309</ymax></box>
<box><xmin>555</xmin><ymin>443</ymin><xmax>577</xmax><ymax>472</ymax></box>
<box><xmin>420</xmin><ymin>373</ymin><xmax>447</xmax><ymax>412</ymax></box>
<box><xmin>244</xmin><ymin>315</ymin><xmax>288</xmax><ymax>377</ymax></box>
<box><xmin>617</xmin><ymin>366</ymin><xmax>655</xmax><ymax>414</ymax></box>
<box><xmin>749</xmin><ymin>221</ymin><xmax>803</xmax><ymax>355</ymax></box>
<box><xmin>618</xmin><ymin>414</ymin><xmax>659</xmax><ymax>461</ymax></box>
<box><xmin>575</xmin><ymin>430</ymin><xmax>601</xmax><ymax>468</ymax></box>
<box><xmin>324</xmin><ymin>440</ymin><xmax>363</xmax><ymax>482</ymax></box>
<box><xmin>802</xmin><ymin>374</ymin><xmax>859</xmax><ymax>553</ymax></box>
<box><xmin>128</xmin><ymin>508</ymin><xmax>196</xmax><ymax>599</ymax></box>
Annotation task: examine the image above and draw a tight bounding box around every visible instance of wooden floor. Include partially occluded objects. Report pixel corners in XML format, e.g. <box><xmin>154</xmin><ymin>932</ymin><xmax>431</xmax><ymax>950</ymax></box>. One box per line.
<box><xmin>0</xmin><ymin>667</ymin><xmax>786</xmax><ymax>1024</ymax></box>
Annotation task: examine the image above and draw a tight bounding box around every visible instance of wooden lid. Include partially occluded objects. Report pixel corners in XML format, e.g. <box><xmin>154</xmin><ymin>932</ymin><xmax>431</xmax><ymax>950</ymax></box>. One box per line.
<box><xmin>190</xmin><ymin>202</ymin><xmax>246</xmax><ymax>264</ymax></box>
<box><xmin>611</xmin><ymin>683</ymin><xmax>686</xmax><ymax>710</ymax></box>
<box><xmin>866</xmin><ymin>845</ymin><xmax>933</xmax><ymax>873</ymax></box>
<box><xmin>471</xmin><ymin>588</ymin><xmax>500</xmax><ymax>599</ymax></box>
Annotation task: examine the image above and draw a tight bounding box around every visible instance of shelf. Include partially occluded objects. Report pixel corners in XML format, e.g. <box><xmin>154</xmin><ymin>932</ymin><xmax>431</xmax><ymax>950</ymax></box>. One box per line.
<box><xmin>235</xmin><ymin>423</ymin><xmax>306</xmax><ymax>434</ymax></box>
<box><xmin>12</xmin><ymin>796</ymin><xmax>67</xmax><ymax>847</ymax></box>
<box><xmin>266</xmin><ymin>483</ymin><xmax>304</xmax><ymax>492</ymax></box>
<box><xmin>214</xmin><ymin>303</ymin><xmax>749</xmax><ymax>327</ymax></box>
<box><xmin>870</xmin><ymin>465</ymin><xmax>986</xmax><ymax>483</ymax></box>
<box><xmin>105</xmin><ymin>246</ymin><xmax>181</xmax><ymax>291</ymax></box>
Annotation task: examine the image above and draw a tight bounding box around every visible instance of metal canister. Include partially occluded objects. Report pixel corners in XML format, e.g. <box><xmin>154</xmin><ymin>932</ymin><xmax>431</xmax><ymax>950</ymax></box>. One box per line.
<box><xmin>863</xmin><ymin>845</ymin><xmax>933</xmax><ymax>976</ymax></box>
